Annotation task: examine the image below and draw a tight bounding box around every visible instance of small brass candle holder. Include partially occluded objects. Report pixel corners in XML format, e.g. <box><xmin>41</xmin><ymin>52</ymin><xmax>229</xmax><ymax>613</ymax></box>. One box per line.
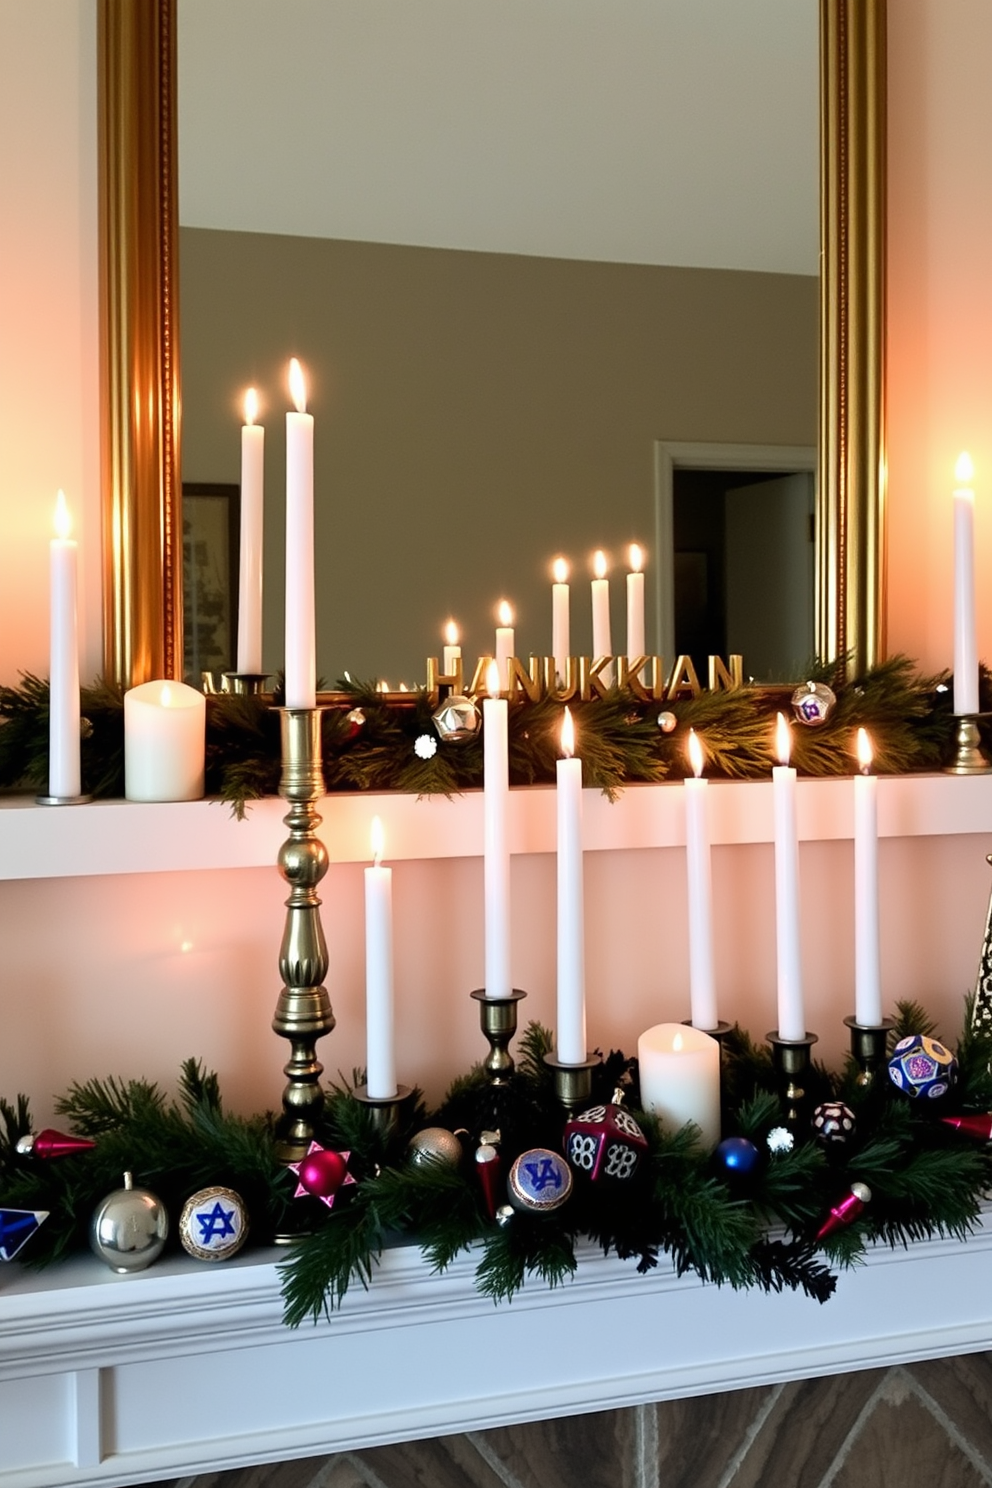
<box><xmin>543</xmin><ymin>1052</ymin><xmax>602</xmax><ymax>1116</ymax></box>
<box><xmin>471</xmin><ymin>989</ymin><xmax>527</xmax><ymax>1084</ymax></box>
<box><xmin>945</xmin><ymin>715</ymin><xmax>991</xmax><ymax>774</ymax></box>
<box><xmin>353</xmin><ymin>1083</ymin><xmax>415</xmax><ymax>1145</ymax></box>
<box><xmin>844</xmin><ymin>1015</ymin><xmax>894</xmax><ymax>1086</ymax></box>
<box><xmin>682</xmin><ymin>1019</ymin><xmax>732</xmax><ymax>1044</ymax></box>
<box><xmin>223</xmin><ymin>671</ymin><xmax>272</xmax><ymax>697</ymax></box>
<box><xmin>766</xmin><ymin>1031</ymin><xmax>819</xmax><ymax>1129</ymax></box>
<box><xmin>271</xmin><ymin>706</ymin><xmax>335</xmax><ymax>1163</ymax></box>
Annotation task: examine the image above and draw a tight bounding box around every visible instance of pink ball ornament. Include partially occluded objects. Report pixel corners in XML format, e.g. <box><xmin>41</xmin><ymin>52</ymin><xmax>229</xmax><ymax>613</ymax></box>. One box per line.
<box><xmin>288</xmin><ymin>1142</ymin><xmax>356</xmax><ymax>1208</ymax></box>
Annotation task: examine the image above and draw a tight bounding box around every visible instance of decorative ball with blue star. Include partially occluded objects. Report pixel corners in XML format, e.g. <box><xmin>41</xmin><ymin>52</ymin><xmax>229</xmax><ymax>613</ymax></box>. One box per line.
<box><xmin>179</xmin><ymin>1185</ymin><xmax>249</xmax><ymax>1262</ymax></box>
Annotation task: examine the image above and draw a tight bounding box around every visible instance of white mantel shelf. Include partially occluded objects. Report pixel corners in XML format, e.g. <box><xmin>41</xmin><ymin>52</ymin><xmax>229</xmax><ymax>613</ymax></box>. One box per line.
<box><xmin>2</xmin><ymin>772</ymin><xmax>991</xmax><ymax>880</ymax></box>
<box><xmin>4</xmin><ymin>1219</ymin><xmax>992</xmax><ymax>1488</ymax></box>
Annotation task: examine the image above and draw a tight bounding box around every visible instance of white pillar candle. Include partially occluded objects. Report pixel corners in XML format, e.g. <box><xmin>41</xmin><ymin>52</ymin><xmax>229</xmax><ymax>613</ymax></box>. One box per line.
<box><xmin>483</xmin><ymin>661</ymin><xmax>511</xmax><ymax>998</ymax></box>
<box><xmin>237</xmin><ymin>388</ymin><xmax>265</xmax><ymax>675</ymax></box>
<box><xmin>772</xmin><ymin>712</ymin><xmax>805</xmax><ymax>1040</ymax></box>
<box><xmin>364</xmin><ymin>816</ymin><xmax>397</xmax><ymax>1099</ymax></box>
<box><xmin>285</xmin><ymin>358</ymin><xmax>316</xmax><ymax>709</ymax></box>
<box><xmin>854</xmin><ymin>727</ymin><xmax>882</xmax><ymax>1026</ymax></box>
<box><xmin>124</xmin><ymin>681</ymin><xmax>206</xmax><ymax>801</ymax></box>
<box><xmin>626</xmin><ymin>543</ymin><xmax>646</xmax><ymax>660</ymax></box>
<box><xmin>685</xmin><ymin>730</ymin><xmax>717</xmax><ymax>1031</ymax></box>
<box><xmin>953</xmin><ymin>451</ymin><xmax>979</xmax><ymax>716</ymax></box>
<box><xmin>494</xmin><ymin>600</ymin><xmax>514</xmax><ymax>692</ymax></box>
<box><xmin>556</xmin><ymin>707</ymin><xmax>587</xmax><ymax>1062</ymax></box>
<box><xmin>637</xmin><ymin>1023</ymin><xmax>721</xmax><ymax>1150</ymax></box>
<box><xmin>551</xmin><ymin>556</ymin><xmax>570</xmax><ymax>683</ymax></box>
<box><xmin>48</xmin><ymin>491</ymin><xmax>81</xmax><ymax>799</ymax></box>
<box><xmin>591</xmin><ymin>549</ymin><xmax>614</xmax><ymax>685</ymax></box>
<box><xmin>443</xmin><ymin>619</ymin><xmax>461</xmax><ymax>675</ymax></box>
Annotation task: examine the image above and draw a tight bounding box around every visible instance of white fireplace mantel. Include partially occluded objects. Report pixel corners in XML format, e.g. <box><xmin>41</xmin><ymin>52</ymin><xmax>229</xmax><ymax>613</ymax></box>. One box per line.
<box><xmin>3</xmin><ymin>1217</ymin><xmax>992</xmax><ymax>1488</ymax></box>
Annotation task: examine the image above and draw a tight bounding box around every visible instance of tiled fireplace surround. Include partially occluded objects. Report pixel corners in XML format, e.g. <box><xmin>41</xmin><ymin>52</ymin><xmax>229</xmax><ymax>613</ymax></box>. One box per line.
<box><xmin>3</xmin><ymin>779</ymin><xmax>992</xmax><ymax>1488</ymax></box>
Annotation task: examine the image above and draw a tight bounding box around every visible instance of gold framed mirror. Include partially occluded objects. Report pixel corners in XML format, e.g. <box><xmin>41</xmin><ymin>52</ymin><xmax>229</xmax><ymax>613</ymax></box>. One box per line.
<box><xmin>98</xmin><ymin>0</ymin><xmax>885</xmax><ymax>690</ymax></box>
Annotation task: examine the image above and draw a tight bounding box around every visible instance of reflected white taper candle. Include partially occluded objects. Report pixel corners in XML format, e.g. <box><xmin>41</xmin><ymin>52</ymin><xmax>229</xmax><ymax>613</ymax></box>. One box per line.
<box><xmin>552</xmin><ymin>557</ymin><xmax>570</xmax><ymax>683</ymax></box>
<box><xmin>237</xmin><ymin>388</ymin><xmax>265</xmax><ymax>674</ymax></box>
<box><xmin>494</xmin><ymin>600</ymin><xmax>514</xmax><ymax>692</ymax></box>
<box><xmin>626</xmin><ymin>543</ymin><xmax>646</xmax><ymax>660</ymax></box>
<box><xmin>591</xmin><ymin>549</ymin><xmax>613</xmax><ymax>685</ymax></box>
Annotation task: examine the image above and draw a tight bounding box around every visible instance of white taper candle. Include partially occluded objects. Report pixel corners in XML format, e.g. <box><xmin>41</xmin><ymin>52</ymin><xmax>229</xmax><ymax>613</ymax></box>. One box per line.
<box><xmin>953</xmin><ymin>452</ymin><xmax>979</xmax><ymax>716</ymax></box>
<box><xmin>365</xmin><ymin>816</ymin><xmax>397</xmax><ymax>1099</ymax></box>
<box><xmin>556</xmin><ymin>706</ymin><xmax>586</xmax><ymax>1062</ymax></box>
<box><xmin>48</xmin><ymin>491</ymin><xmax>81</xmax><ymax>799</ymax></box>
<box><xmin>854</xmin><ymin>728</ymin><xmax>882</xmax><ymax>1026</ymax></box>
<box><xmin>772</xmin><ymin>712</ymin><xmax>805</xmax><ymax>1040</ymax></box>
<box><xmin>483</xmin><ymin>661</ymin><xmax>511</xmax><ymax>998</ymax></box>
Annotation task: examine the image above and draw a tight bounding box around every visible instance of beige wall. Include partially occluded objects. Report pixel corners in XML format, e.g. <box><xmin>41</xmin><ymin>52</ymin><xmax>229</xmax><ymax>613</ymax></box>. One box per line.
<box><xmin>180</xmin><ymin>229</ymin><xmax>817</xmax><ymax>683</ymax></box>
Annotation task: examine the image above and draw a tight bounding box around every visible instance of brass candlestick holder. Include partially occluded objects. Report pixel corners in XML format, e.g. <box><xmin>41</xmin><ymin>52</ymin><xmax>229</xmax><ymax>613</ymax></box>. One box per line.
<box><xmin>471</xmin><ymin>989</ymin><xmax>527</xmax><ymax>1084</ymax></box>
<box><xmin>767</xmin><ymin>1031</ymin><xmax>818</xmax><ymax>1129</ymax></box>
<box><xmin>224</xmin><ymin>671</ymin><xmax>271</xmax><ymax>697</ymax></box>
<box><xmin>844</xmin><ymin>1015</ymin><xmax>894</xmax><ymax>1086</ymax></box>
<box><xmin>946</xmin><ymin>715</ymin><xmax>991</xmax><ymax>774</ymax></box>
<box><xmin>353</xmin><ymin>1083</ymin><xmax>415</xmax><ymax>1144</ymax></box>
<box><xmin>271</xmin><ymin>707</ymin><xmax>335</xmax><ymax>1163</ymax></box>
<box><xmin>543</xmin><ymin>1052</ymin><xmax>602</xmax><ymax>1115</ymax></box>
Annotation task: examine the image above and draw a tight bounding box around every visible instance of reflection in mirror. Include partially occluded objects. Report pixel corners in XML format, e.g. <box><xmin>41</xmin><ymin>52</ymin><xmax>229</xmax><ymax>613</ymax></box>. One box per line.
<box><xmin>177</xmin><ymin>1</ymin><xmax>819</xmax><ymax>686</ymax></box>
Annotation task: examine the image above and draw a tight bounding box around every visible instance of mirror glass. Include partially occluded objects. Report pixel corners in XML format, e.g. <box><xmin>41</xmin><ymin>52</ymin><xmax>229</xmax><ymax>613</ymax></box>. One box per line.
<box><xmin>177</xmin><ymin>0</ymin><xmax>818</xmax><ymax>687</ymax></box>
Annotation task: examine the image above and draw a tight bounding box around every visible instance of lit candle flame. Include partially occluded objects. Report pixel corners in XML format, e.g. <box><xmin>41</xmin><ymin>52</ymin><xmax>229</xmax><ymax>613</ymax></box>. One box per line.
<box><xmin>561</xmin><ymin>706</ymin><xmax>575</xmax><ymax>758</ymax></box>
<box><xmin>444</xmin><ymin>619</ymin><xmax>459</xmax><ymax>646</ymax></box>
<box><xmin>857</xmin><ymin>726</ymin><xmax>873</xmax><ymax>774</ymax></box>
<box><xmin>553</xmin><ymin>556</ymin><xmax>569</xmax><ymax>585</ymax></box>
<box><xmin>244</xmin><ymin>387</ymin><xmax>259</xmax><ymax>426</ymax></box>
<box><xmin>593</xmin><ymin>549</ymin><xmax>608</xmax><ymax>580</ymax></box>
<box><xmin>371</xmin><ymin>815</ymin><xmax>384</xmax><ymax>867</ymax></box>
<box><xmin>53</xmin><ymin>489</ymin><xmax>72</xmax><ymax>540</ymax></box>
<box><xmin>687</xmin><ymin>728</ymin><xmax>704</xmax><ymax>779</ymax></box>
<box><xmin>377</xmin><ymin>679</ymin><xmax>389</xmax><ymax>693</ymax></box>
<box><xmin>497</xmin><ymin>599</ymin><xmax>514</xmax><ymax>628</ymax></box>
<box><xmin>160</xmin><ymin>683</ymin><xmax>172</xmax><ymax>707</ymax></box>
<box><xmin>629</xmin><ymin>543</ymin><xmax>643</xmax><ymax>573</ymax></box>
<box><xmin>775</xmin><ymin>711</ymin><xmax>792</xmax><ymax>767</ymax></box>
<box><xmin>486</xmin><ymin>659</ymin><xmax>501</xmax><ymax>699</ymax></box>
<box><xmin>288</xmin><ymin>357</ymin><xmax>307</xmax><ymax>414</ymax></box>
<box><xmin>955</xmin><ymin>451</ymin><xmax>974</xmax><ymax>484</ymax></box>
<box><xmin>673</xmin><ymin>1031</ymin><xmax>683</xmax><ymax>1053</ymax></box>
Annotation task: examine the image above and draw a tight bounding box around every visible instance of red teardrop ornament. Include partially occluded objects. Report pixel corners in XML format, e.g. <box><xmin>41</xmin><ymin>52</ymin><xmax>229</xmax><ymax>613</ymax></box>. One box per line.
<box><xmin>942</xmin><ymin>1113</ymin><xmax>992</xmax><ymax>1141</ymax></box>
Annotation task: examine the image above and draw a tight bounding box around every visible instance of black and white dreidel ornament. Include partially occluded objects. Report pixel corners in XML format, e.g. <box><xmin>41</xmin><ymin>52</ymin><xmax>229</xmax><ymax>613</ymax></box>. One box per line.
<box><xmin>90</xmin><ymin>1172</ymin><xmax>169</xmax><ymax>1273</ymax></box>
<box><xmin>563</xmin><ymin>1088</ymin><xmax>648</xmax><ymax>1183</ymax></box>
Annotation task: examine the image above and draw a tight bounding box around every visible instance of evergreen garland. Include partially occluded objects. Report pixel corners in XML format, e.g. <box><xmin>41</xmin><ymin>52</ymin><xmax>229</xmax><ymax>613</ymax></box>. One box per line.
<box><xmin>2</xmin><ymin>1002</ymin><xmax>990</xmax><ymax>1325</ymax></box>
<box><xmin>0</xmin><ymin>656</ymin><xmax>974</xmax><ymax>814</ymax></box>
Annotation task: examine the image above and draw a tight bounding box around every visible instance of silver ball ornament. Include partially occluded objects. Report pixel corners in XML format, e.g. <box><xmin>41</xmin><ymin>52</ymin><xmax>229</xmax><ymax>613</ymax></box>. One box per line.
<box><xmin>90</xmin><ymin>1172</ymin><xmax>168</xmax><ymax>1273</ymax></box>
<box><xmin>432</xmin><ymin>694</ymin><xmax>481</xmax><ymax>743</ymax></box>
<box><xmin>406</xmin><ymin>1127</ymin><xmax>463</xmax><ymax>1169</ymax></box>
<box><xmin>791</xmin><ymin>679</ymin><xmax>836</xmax><ymax>726</ymax></box>
<box><xmin>657</xmin><ymin>710</ymin><xmax>677</xmax><ymax>734</ymax></box>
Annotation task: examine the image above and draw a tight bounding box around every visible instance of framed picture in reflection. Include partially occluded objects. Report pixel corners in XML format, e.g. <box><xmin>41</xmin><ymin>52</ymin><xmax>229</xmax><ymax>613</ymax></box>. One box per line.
<box><xmin>182</xmin><ymin>482</ymin><xmax>240</xmax><ymax>684</ymax></box>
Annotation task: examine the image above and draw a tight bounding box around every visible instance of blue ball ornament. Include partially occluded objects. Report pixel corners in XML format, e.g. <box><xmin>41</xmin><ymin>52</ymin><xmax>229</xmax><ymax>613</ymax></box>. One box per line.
<box><xmin>887</xmin><ymin>1034</ymin><xmax>958</xmax><ymax>1100</ymax></box>
<box><xmin>714</xmin><ymin>1136</ymin><xmax>761</xmax><ymax>1182</ymax></box>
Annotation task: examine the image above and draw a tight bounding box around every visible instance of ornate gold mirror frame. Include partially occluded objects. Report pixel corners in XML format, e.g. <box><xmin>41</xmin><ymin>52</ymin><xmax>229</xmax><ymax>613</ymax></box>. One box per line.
<box><xmin>98</xmin><ymin>0</ymin><xmax>886</xmax><ymax>690</ymax></box>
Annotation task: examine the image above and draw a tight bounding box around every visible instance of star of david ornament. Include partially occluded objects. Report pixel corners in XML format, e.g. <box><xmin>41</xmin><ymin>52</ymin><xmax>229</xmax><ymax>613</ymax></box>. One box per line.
<box><xmin>507</xmin><ymin>1147</ymin><xmax>573</xmax><ymax>1213</ymax></box>
<box><xmin>0</xmin><ymin>1207</ymin><xmax>48</xmax><ymax>1262</ymax></box>
<box><xmin>563</xmin><ymin>1089</ymin><xmax>648</xmax><ymax>1184</ymax></box>
<box><xmin>179</xmin><ymin>1185</ymin><xmax>249</xmax><ymax>1261</ymax></box>
<box><xmin>288</xmin><ymin>1142</ymin><xmax>357</xmax><ymax>1208</ymax></box>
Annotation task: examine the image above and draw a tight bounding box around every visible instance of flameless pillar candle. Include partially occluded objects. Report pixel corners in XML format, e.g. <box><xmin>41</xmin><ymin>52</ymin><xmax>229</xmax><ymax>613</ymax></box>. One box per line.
<box><xmin>591</xmin><ymin>550</ymin><xmax>614</xmax><ymax>684</ymax></box>
<box><xmin>124</xmin><ymin>682</ymin><xmax>206</xmax><ymax>801</ymax></box>
<box><xmin>556</xmin><ymin>707</ymin><xmax>586</xmax><ymax>1062</ymax></box>
<box><xmin>637</xmin><ymin>1023</ymin><xmax>721</xmax><ymax>1149</ymax></box>
<box><xmin>772</xmin><ymin>712</ymin><xmax>805</xmax><ymax>1040</ymax></box>
<box><xmin>48</xmin><ymin>491</ymin><xmax>81</xmax><ymax>799</ymax></box>
<box><xmin>285</xmin><ymin>358</ymin><xmax>316</xmax><ymax>709</ymax></box>
<box><xmin>495</xmin><ymin>601</ymin><xmax>514</xmax><ymax>692</ymax></box>
<box><xmin>483</xmin><ymin>661</ymin><xmax>511</xmax><ymax>998</ymax></box>
<box><xmin>237</xmin><ymin>388</ymin><xmax>265</xmax><ymax>674</ymax></box>
<box><xmin>685</xmin><ymin>730</ymin><xmax>717</xmax><ymax>1031</ymax></box>
<box><xmin>443</xmin><ymin>619</ymin><xmax>461</xmax><ymax>675</ymax></box>
<box><xmin>953</xmin><ymin>452</ymin><xmax>979</xmax><ymax>716</ymax></box>
<box><xmin>364</xmin><ymin>816</ymin><xmax>397</xmax><ymax>1099</ymax></box>
<box><xmin>552</xmin><ymin>557</ymin><xmax>570</xmax><ymax>683</ymax></box>
<box><xmin>626</xmin><ymin>543</ymin><xmax>646</xmax><ymax>660</ymax></box>
<box><xmin>854</xmin><ymin>728</ymin><xmax>882</xmax><ymax>1027</ymax></box>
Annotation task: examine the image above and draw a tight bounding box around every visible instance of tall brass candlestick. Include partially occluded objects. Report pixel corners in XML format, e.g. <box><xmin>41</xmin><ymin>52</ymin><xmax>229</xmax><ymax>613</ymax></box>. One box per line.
<box><xmin>272</xmin><ymin>707</ymin><xmax>335</xmax><ymax>1162</ymax></box>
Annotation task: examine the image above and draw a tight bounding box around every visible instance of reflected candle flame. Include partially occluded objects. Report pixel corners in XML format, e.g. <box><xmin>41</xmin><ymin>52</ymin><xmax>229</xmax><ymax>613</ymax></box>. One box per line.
<box><xmin>593</xmin><ymin>549</ymin><xmax>608</xmax><ymax>580</ymax></box>
<box><xmin>553</xmin><ymin>556</ymin><xmax>568</xmax><ymax>584</ymax></box>
<box><xmin>956</xmin><ymin>451</ymin><xmax>974</xmax><ymax>484</ymax></box>
<box><xmin>629</xmin><ymin>543</ymin><xmax>643</xmax><ymax>573</ymax></box>
<box><xmin>244</xmin><ymin>387</ymin><xmax>259</xmax><ymax>425</ymax></box>
<box><xmin>486</xmin><ymin>659</ymin><xmax>501</xmax><ymax>699</ymax></box>
<box><xmin>444</xmin><ymin>619</ymin><xmax>459</xmax><ymax>646</ymax></box>
<box><xmin>288</xmin><ymin>357</ymin><xmax>307</xmax><ymax>413</ymax></box>
<box><xmin>497</xmin><ymin>599</ymin><xmax>514</xmax><ymax>627</ymax></box>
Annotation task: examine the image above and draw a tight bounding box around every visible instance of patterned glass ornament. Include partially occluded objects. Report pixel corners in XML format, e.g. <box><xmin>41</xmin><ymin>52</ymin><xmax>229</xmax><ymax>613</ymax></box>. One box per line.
<box><xmin>887</xmin><ymin>1034</ymin><xmax>958</xmax><ymax>1100</ymax></box>
<box><xmin>179</xmin><ymin>1185</ymin><xmax>249</xmax><ymax>1261</ymax></box>
<box><xmin>407</xmin><ymin>1127</ymin><xmax>463</xmax><ymax>1169</ymax></box>
<box><xmin>563</xmin><ymin>1091</ymin><xmax>648</xmax><ymax>1183</ymax></box>
<box><xmin>791</xmin><ymin>680</ymin><xmax>836</xmax><ymax>726</ymax></box>
<box><xmin>812</xmin><ymin>1101</ymin><xmax>857</xmax><ymax>1147</ymax></box>
<box><xmin>432</xmin><ymin>694</ymin><xmax>481</xmax><ymax>743</ymax></box>
<box><xmin>288</xmin><ymin>1142</ymin><xmax>357</xmax><ymax>1208</ymax></box>
<box><xmin>508</xmin><ymin>1148</ymin><xmax>573</xmax><ymax>1212</ymax></box>
<box><xmin>714</xmin><ymin>1137</ymin><xmax>761</xmax><ymax>1183</ymax></box>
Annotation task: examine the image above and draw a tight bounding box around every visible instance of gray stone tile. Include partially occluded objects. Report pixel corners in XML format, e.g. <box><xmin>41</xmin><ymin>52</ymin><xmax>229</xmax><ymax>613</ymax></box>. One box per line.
<box><xmin>907</xmin><ymin>1353</ymin><xmax>992</xmax><ymax>1467</ymax></box>
<box><xmin>828</xmin><ymin>1391</ymin><xmax>988</xmax><ymax>1488</ymax></box>
<box><xmin>467</xmin><ymin>1407</ymin><xmax>638</xmax><ymax>1488</ymax></box>
<box><xmin>722</xmin><ymin>1368</ymin><xmax>891</xmax><ymax>1488</ymax></box>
